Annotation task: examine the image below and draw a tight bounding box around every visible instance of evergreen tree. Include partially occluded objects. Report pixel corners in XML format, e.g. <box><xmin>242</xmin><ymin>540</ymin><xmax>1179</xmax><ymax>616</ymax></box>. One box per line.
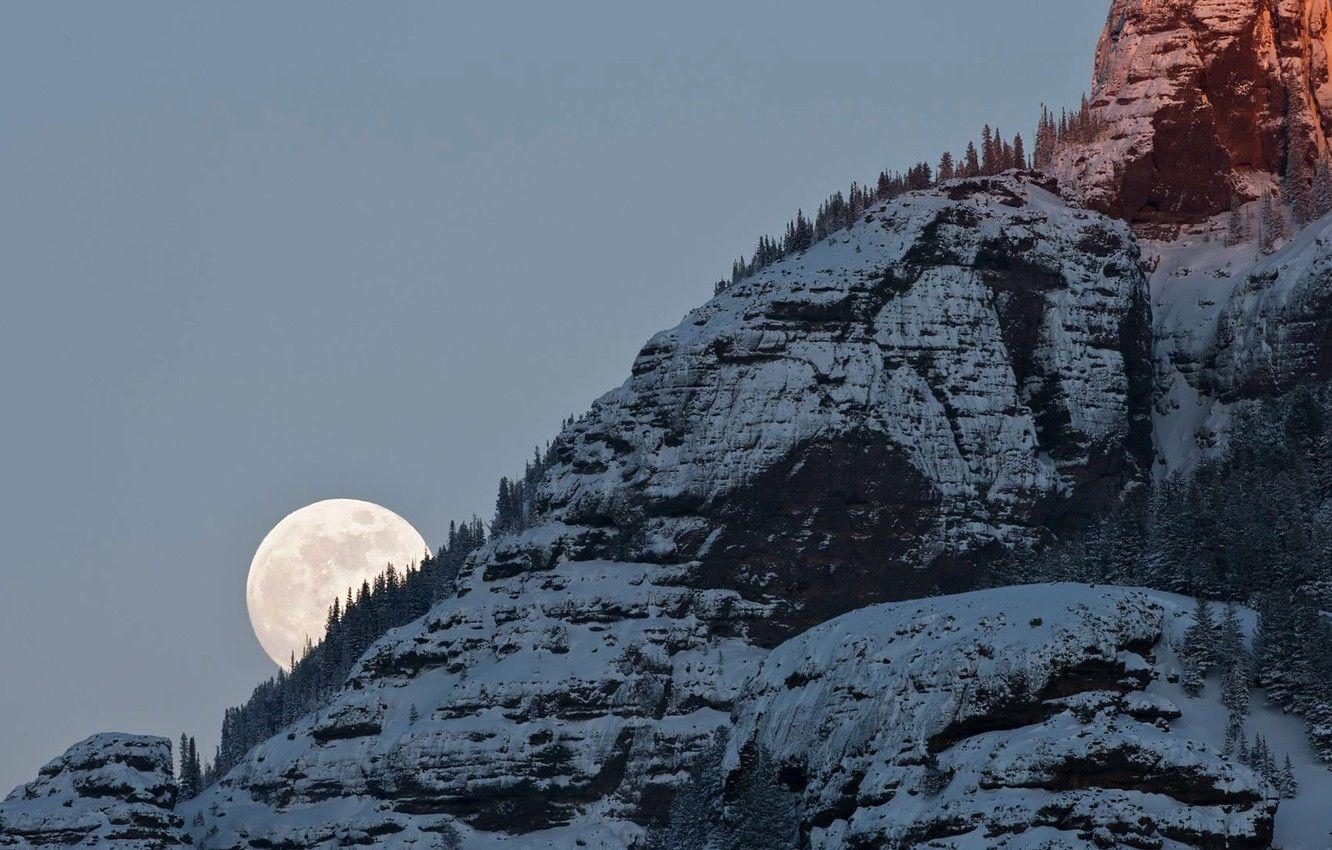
<box><xmin>1226</xmin><ymin>198</ymin><xmax>1246</xmax><ymax>246</ymax></box>
<box><xmin>1286</xmin><ymin>150</ymin><xmax>1316</xmax><ymax>228</ymax></box>
<box><xmin>1314</xmin><ymin>159</ymin><xmax>1332</xmax><ymax>220</ymax></box>
<box><xmin>1279</xmin><ymin>754</ymin><xmax>1299</xmax><ymax>798</ymax></box>
<box><xmin>177</xmin><ymin>734</ymin><xmax>188</xmax><ymax>785</ymax></box>
<box><xmin>1034</xmin><ymin>105</ymin><xmax>1057</xmax><ymax>170</ymax></box>
<box><xmin>1181</xmin><ymin>650</ymin><xmax>1206</xmax><ymax>698</ymax></box>
<box><xmin>1012</xmin><ymin>133</ymin><xmax>1027</xmax><ymax>170</ymax></box>
<box><xmin>1218</xmin><ymin>604</ymin><xmax>1247</xmax><ymax>671</ymax></box>
<box><xmin>937</xmin><ymin>151</ymin><xmax>956</xmax><ymax>182</ymax></box>
<box><xmin>644</xmin><ymin>732</ymin><xmax>726</xmax><ymax>850</ymax></box>
<box><xmin>1182</xmin><ymin>597</ymin><xmax>1218</xmax><ymax>680</ymax></box>
<box><xmin>963</xmin><ymin>142</ymin><xmax>980</xmax><ymax>178</ymax></box>
<box><xmin>718</xmin><ymin>744</ymin><xmax>800</xmax><ymax>850</ymax></box>
<box><xmin>1259</xmin><ymin>190</ymin><xmax>1290</xmax><ymax>254</ymax></box>
<box><xmin>1222</xmin><ymin>659</ymin><xmax>1251</xmax><ymax>720</ymax></box>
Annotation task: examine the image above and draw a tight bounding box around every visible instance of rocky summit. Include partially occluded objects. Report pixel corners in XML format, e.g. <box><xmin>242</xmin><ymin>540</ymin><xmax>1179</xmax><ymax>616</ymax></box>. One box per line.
<box><xmin>537</xmin><ymin>172</ymin><xmax>1151</xmax><ymax>644</ymax></box>
<box><xmin>0</xmin><ymin>734</ymin><xmax>187</xmax><ymax>848</ymax></box>
<box><xmin>1057</xmin><ymin>0</ymin><xmax>1332</xmax><ymax>222</ymax></box>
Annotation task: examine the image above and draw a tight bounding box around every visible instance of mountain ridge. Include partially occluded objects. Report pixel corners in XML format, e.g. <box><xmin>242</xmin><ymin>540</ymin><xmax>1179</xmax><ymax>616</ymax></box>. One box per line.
<box><xmin>10</xmin><ymin>1</ymin><xmax>1332</xmax><ymax>847</ymax></box>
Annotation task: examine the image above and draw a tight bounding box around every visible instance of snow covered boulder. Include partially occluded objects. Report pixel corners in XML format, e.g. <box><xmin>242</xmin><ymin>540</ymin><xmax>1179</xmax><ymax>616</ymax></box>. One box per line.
<box><xmin>0</xmin><ymin>733</ymin><xmax>188</xmax><ymax>848</ymax></box>
<box><xmin>538</xmin><ymin>172</ymin><xmax>1152</xmax><ymax>645</ymax></box>
<box><xmin>727</xmin><ymin>585</ymin><xmax>1277</xmax><ymax>850</ymax></box>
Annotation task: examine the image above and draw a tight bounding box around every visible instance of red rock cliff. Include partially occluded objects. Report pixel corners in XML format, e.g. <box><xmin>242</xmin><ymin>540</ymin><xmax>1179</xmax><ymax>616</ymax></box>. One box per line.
<box><xmin>1057</xmin><ymin>0</ymin><xmax>1332</xmax><ymax>222</ymax></box>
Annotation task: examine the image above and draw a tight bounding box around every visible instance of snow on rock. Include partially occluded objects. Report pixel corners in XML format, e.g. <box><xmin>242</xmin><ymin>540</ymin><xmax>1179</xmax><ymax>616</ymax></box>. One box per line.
<box><xmin>1055</xmin><ymin>0</ymin><xmax>1332</xmax><ymax>222</ymax></box>
<box><xmin>168</xmin><ymin>173</ymin><xmax>1157</xmax><ymax>848</ymax></box>
<box><xmin>180</xmin><ymin>554</ymin><xmax>768</xmax><ymax>848</ymax></box>
<box><xmin>1139</xmin><ymin>210</ymin><xmax>1332</xmax><ymax>473</ymax></box>
<box><xmin>0</xmin><ymin>733</ymin><xmax>188</xmax><ymax>848</ymax></box>
<box><xmin>728</xmin><ymin>585</ymin><xmax>1278</xmax><ymax>850</ymax></box>
<box><xmin>1207</xmin><ymin>212</ymin><xmax>1332</xmax><ymax>398</ymax></box>
<box><xmin>538</xmin><ymin>172</ymin><xmax>1152</xmax><ymax>644</ymax></box>
<box><xmin>171</xmin><ymin>175</ymin><xmax>1156</xmax><ymax>847</ymax></box>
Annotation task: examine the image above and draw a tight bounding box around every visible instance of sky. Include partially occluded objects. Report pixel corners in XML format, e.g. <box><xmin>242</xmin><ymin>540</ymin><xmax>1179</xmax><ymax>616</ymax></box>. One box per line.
<box><xmin>0</xmin><ymin>1</ymin><xmax>1107</xmax><ymax>792</ymax></box>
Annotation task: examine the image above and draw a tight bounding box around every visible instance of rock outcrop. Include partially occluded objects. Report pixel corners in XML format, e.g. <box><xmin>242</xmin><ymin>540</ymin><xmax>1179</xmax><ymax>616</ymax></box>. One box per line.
<box><xmin>537</xmin><ymin>172</ymin><xmax>1152</xmax><ymax>644</ymax></box>
<box><xmin>183</xmin><ymin>556</ymin><xmax>767</xmax><ymax>848</ymax></box>
<box><xmin>1207</xmin><ymin>215</ymin><xmax>1332</xmax><ymax>397</ymax></box>
<box><xmin>1134</xmin><ymin>208</ymin><xmax>1332</xmax><ymax>474</ymax></box>
<box><xmin>728</xmin><ymin>585</ymin><xmax>1276</xmax><ymax>850</ymax></box>
<box><xmin>0</xmin><ymin>734</ymin><xmax>188</xmax><ymax>848</ymax></box>
<box><xmin>183</xmin><ymin>582</ymin><xmax>1284</xmax><ymax>848</ymax></box>
<box><xmin>1057</xmin><ymin>0</ymin><xmax>1332</xmax><ymax>222</ymax></box>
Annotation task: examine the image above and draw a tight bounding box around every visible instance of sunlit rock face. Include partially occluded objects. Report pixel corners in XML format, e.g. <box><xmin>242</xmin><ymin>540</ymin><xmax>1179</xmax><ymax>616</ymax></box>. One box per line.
<box><xmin>0</xmin><ymin>734</ymin><xmax>187</xmax><ymax>848</ymax></box>
<box><xmin>1056</xmin><ymin>0</ymin><xmax>1332</xmax><ymax>222</ymax></box>
<box><xmin>539</xmin><ymin>172</ymin><xmax>1152</xmax><ymax>644</ymax></box>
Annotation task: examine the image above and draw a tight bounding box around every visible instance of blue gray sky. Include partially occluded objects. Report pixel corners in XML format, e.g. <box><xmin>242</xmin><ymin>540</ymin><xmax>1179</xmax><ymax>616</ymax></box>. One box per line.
<box><xmin>0</xmin><ymin>1</ymin><xmax>1106</xmax><ymax>790</ymax></box>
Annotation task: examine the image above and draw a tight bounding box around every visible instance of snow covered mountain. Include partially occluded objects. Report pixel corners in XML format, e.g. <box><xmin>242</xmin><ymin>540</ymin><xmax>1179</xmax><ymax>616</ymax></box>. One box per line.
<box><xmin>175</xmin><ymin>580</ymin><xmax>1332</xmax><ymax>850</ymax></box>
<box><xmin>11</xmin><ymin>1</ymin><xmax>1332</xmax><ymax>847</ymax></box>
<box><xmin>157</xmin><ymin>172</ymin><xmax>1158</xmax><ymax>849</ymax></box>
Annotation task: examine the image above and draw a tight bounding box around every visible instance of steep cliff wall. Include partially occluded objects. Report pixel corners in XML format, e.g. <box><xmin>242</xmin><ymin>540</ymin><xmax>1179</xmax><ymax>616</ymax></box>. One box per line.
<box><xmin>1057</xmin><ymin>0</ymin><xmax>1332</xmax><ymax>222</ymax></box>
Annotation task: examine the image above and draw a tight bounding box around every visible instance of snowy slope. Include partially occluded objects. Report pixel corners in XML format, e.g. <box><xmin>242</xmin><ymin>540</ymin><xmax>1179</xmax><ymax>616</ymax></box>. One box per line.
<box><xmin>730</xmin><ymin>584</ymin><xmax>1329</xmax><ymax>850</ymax></box>
<box><xmin>1143</xmin><ymin>209</ymin><xmax>1332</xmax><ymax>474</ymax></box>
<box><xmin>178</xmin><ymin>549</ymin><xmax>768</xmax><ymax>848</ymax></box>
<box><xmin>167</xmin><ymin>584</ymin><xmax>1332</xmax><ymax>849</ymax></box>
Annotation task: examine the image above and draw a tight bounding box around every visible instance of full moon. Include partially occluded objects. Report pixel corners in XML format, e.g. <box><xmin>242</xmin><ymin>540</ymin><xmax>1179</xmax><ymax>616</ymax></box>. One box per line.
<box><xmin>246</xmin><ymin>499</ymin><xmax>428</xmax><ymax>667</ymax></box>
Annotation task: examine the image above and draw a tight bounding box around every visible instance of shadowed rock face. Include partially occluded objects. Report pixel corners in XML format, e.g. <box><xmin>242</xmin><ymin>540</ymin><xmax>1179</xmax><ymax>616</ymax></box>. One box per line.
<box><xmin>1058</xmin><ymin>0</ymin><xmax>1332</xmax><ymax>222</ymax></box>
<box><xmin>1206</xmin><ymin>217</ymin><xmax>1332</xmax><ymax>399</ymax></box>
<box><xmin>539</xmin><ymin>173</ymin><xmax>1152</xmax><ymax>644</ymax></box>
<box><xmin>0</xmin><ymin>734</ymin><xmax>187</xmax><ymax>848</ymax></box>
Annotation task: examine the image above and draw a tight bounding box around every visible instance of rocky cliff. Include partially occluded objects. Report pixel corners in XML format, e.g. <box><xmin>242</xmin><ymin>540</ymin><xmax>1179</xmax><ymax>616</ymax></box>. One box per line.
<box><xmin>729</xmin><ymin>585</ymin><xmax>1276</xmax><ymax>850</ymax></box>
<box><xmin>172</xmin><ymin>580</ymin><xmax>1284</xmax><ymax>849</ymax></box>
<box><xmin>1056</xmin><ymin>0</ymin><xmax>1332</xmax><ymax>222</ymax></box>
<box><xmin>0</xmin><ymin>734</ymin><xmax>187</xmax><ymax>848</ymax></box>
<box><xmin>534</xmin><ymin>172</ymin><xmax>1151</xmax><ymax>644</ymax></box>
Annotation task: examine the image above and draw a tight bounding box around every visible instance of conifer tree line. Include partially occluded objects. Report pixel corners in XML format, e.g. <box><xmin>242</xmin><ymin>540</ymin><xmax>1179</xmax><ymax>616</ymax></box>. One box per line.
<box><xmin>1226</xmin><ymin>131</ymin><xmax>1332</xmax><ymax>253</ymax></box>
<box><xmin>489</xmin><ymin>437</ymin><xmax>560</xmax><ymax>536</ymax></box>
<box><xmin>176</xmin><ymin>734</ymin><xmax>204</xmax><ymax>800</ymax></box>
<box><xmin>644</xmin><ymin>732</ymin><xmax>800</xmax><ymax>850</ymax></box>
<box><xmin>719</xmin><ymin>97</ymin><xmax>1100</xmax><ymax>293</ymax></box>
<box><xmin>993</xmin><ymin>383</ymin><xmax>1332</xmax><ymax>762</ymax></box>
<box><xmin>191</xmin><ymin>515</ymin><xmax>487</xmax><ymax>787</ymax></box>
<box><xmin>187</xmin><ymin>434</ymin><xmax>566</xmax><ymax>791</ymax></box>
